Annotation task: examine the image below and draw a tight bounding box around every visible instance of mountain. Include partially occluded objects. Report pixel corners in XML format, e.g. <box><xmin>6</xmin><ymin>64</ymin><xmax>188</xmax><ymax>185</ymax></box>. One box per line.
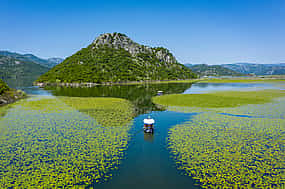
<box><xmin>0</xmin><ymin>51</ymin><xmax>63</xmax><ymax>68</ymax></box>
<box><xmin>185</xmin><ymin>64</ymin><xmax>242</xmax><ymax>76</ymax></box>
<box><xmin>36</xmin><ymin>32</ymin><xmax>197</xmax><ymax>84</ymax></box>
<box><xmin>222</xmin><ymin>63</ymin><xmax>285</xmax><ymax>75</ymax></box>
<box><xmin>47</xmin><ymin>58</ymin><xmax>64</xmax><ymax>66</ymax></box>
<box><xmin>0</xmin><ymin>55</ymin><xmax>49</xmax><ymax>87</ymax></box>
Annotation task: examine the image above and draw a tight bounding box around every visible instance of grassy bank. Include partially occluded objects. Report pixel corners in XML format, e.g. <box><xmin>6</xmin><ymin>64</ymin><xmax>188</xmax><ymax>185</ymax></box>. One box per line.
<box><xmin>36</xmin><ymin>79</ymin><xmax>198</xmax><ymax>87</ymax></box>
<box><xmin>152</xmin><ymin>89</ymin><xmax>285</xmax><ymax>108</ymax></box>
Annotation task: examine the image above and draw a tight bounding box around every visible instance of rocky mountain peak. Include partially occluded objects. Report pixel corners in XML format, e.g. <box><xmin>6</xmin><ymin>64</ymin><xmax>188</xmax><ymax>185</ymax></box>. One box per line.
<box><xmin>93</xmin><ymin>33</ymin><xmax>135</xmax><ymax>46</ymax></box>
<box><xmin>92</xmin><ymin>32</ymin><xmax>177</xmax><ymax>64</ymax></box>
<box><xmin>93</xmin><ymin>32</ymin><xmax>150</xmax><ymax>55</ymax></box>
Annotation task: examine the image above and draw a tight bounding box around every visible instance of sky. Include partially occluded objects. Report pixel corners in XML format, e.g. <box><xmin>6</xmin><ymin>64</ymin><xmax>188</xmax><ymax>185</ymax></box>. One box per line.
<box><xmin>1</xmin><ymin>0</ymin><xmax>285</xmax><ymax>64</ymax></box>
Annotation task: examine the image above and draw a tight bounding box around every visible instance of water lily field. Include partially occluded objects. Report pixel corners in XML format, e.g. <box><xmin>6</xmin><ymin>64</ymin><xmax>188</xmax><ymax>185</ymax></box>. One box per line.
<box><xmin>0</xmin><ymin>96</ymin><xmax>133</xmax><ymax>188</ymax></box>
<box><xmin>0</xmin><ymin>82</ymin><xmax>284</xmax><ymax>188</ymax></box>
<box><xmin>153</xmin><ymin>87</ymin><xmax>285</xmax><ymax>188</ymax></box>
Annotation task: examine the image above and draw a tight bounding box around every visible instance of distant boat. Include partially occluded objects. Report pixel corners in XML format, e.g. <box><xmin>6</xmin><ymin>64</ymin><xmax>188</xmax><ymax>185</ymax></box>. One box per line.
<box><xmin>157</xmin><ymin>91</ymin><xmax>163</xmax><ymax>96</ymax></box>
<box><xmin>143</xmin><ymin>116</ymin><xmax>155</xmax><ymax>133</ymax></box>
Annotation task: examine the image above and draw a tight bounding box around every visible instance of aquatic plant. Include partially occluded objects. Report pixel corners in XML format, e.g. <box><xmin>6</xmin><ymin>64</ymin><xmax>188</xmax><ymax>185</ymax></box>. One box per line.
<box><xmin>168</xmin><ymin>113</ymin><xmax>285</xmax><ymax>188</ymax></box>
<box><xmin>167</xmin><ymin>93</ymin><xmax>285</xmax><ymax>189</ymax></box>
<box><xmin>60</xmin><ymin>97</ymin><xmax>134</xmax><ymax>127</ymax></box>
<box><xmin>215</xmin><ymin>97</ymin><xmax>285</xmax><ymax>119</ymax></box>
<box><xmin>158</xmin><ymin>86</ymin><xmax>285</xmax><ymax>188</ymax></box>
<box><xmin>0</xmin><ymin>96</ymin><xmax>133</xmax><ymax>188</ymax></box>
<box><xmin>152</xmin><ymin>89</ymin><xmax>285</xmax><ymax>108</ymax></box>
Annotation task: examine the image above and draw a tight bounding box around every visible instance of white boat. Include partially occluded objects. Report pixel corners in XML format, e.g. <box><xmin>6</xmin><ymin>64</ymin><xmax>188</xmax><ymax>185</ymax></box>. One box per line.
<box><xmin>143</xmin><ymin>116</ymin><xmax>155</xmax><ymax>133</ymax></box>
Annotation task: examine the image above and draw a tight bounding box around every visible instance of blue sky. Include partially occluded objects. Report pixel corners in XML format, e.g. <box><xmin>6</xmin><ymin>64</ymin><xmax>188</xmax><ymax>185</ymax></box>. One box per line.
<box><xmin>1</xmin><ymin>0</ymin><xmax>284</xmax><ymax>64</ymax></box>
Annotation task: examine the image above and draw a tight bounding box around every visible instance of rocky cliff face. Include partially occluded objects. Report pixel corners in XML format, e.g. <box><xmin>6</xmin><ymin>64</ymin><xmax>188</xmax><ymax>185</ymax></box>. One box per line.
<box><xmin>92</xmin><ymin>33</ymin><xmax>177</xmax><ymax>64</ymax></box>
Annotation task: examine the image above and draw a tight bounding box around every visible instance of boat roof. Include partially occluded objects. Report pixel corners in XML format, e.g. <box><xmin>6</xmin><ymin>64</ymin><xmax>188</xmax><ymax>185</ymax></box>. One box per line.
<box><xmin>143</xmin><ymin>118</ymin><xmax>155</xmax><ymax>124</ymax></box>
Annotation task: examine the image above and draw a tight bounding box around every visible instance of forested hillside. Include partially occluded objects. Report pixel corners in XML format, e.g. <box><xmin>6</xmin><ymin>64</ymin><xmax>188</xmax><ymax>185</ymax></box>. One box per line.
<box><xmin>37</xmin><ymin>33</ymin><xmax>196</xmax><ymax>84</ymax></box>
<box><xmin>0</xmin><ymin>55</ymin><xmax>49</xmax><ymax>87</ymax></box>
<box><xmin>0</xmin><ymin>51</ymin><xmax>63</xmax><ymax>68</ymax></box>
<box><xmin>185</xmin><ymin>64</ymin><xmax>242</xmax><ymax>76</ymax></box>
<box><xmin>222</xmin><ymin>63</ymin><xmax>285</xmax><ymax>75</ymax></box>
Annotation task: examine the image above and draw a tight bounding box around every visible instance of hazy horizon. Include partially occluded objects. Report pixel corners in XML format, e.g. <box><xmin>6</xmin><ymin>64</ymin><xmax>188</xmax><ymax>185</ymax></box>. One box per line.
<box><xmin>1</xmin><ymin>0</ymin><xmax>285</xmax><ymax>64</ymax></box>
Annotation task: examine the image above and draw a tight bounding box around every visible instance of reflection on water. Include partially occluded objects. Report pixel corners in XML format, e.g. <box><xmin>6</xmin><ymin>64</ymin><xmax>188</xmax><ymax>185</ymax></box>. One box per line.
<box><xmin>144</xmin><ymin>133</ymin><xmax>154</xmax><ymax>143</ymax></box>
<box><xmin>21</xmin><ymin>86</ymin><xmax>53</xmax><ymax>96</ymax></box>
<box><xmin>44</xmin><ymin>83</ymin><xmax>193</xmax><ymax>115</ymax></box>
<box><xmin>42</xmin><ymin>82</ymin><xmax>277</xmax><ymax>116</ymax></box>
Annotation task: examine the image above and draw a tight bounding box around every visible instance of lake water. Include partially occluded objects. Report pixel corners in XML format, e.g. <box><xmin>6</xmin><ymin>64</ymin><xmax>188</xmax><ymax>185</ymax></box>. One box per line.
<box><xmin>1</xmin><ymin>82</ymin><xmax>281</xmax><ymax>188</ymax></box>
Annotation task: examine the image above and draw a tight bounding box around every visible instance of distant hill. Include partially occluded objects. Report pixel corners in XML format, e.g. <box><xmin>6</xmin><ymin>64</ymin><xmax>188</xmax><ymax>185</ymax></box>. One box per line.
<box><xmin>0</xmin><ymin>51</ymin><xmax>63</xmax><ymax>68</ymax></box>
<box><xmin>0</xmin><ymin>55</ymin><xmax>49</xmax><ymax>87</ymax></box>
<box><xmin>185</xmin><ymin>64</ymin><xmax>242</xmax><ymax>76</ymax></box>
<box><xmin>37</xmin><ymin>32</ymin><xmax>197</xmax><ymax>84</ymax></box>
<box><xmin>222</xmin><ymin>63</ymin><xmax>285</xmax><ymax>75</ymax></box>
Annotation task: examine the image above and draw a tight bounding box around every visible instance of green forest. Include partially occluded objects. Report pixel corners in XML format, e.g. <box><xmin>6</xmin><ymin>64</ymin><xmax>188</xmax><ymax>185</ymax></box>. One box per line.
<box><xmin>37</xmin><ymin>44</ymin><xmax>196</xmax><ymax>83</ymax></box>
<box><xmin>0</xmin><ymin>79</ymin><xmax>10</xmax><ymax>95</ymax></box>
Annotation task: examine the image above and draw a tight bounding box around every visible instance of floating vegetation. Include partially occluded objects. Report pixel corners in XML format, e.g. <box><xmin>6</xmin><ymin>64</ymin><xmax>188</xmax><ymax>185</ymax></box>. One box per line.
<box><xmin>215</xmin><ymin>97</ymin><xmax>285</xmax><ymax>119</ymax></box>
<box><xmin>152</xmin><ymin>89</ymin><xmax>285</xmax><ymax>108</ymax></box>
<box><xmin>0</xmin><ymin>103</ymin><xmax>12</xmax><ymax>118</ymax></box>
<box><xmin>168</xmin><ymin>113</ymin><xmax>285</xmax><ymax>188</ymax></box>
<box><xmin>17</xmin><ymin>96</ymin><xmax>72</xmax><ymax>113</ymax></box>
<box><xmin>162</xmin><ymin>97</ymin><xmax>285</xmax><ymax>121</ymax></box>
<box><xmin>0</xmin><ymin>96</ymin><xmax>133</xmax><ymax>188</ymax></box>
<box><xmin>165</xmin><ymin>88</ymin><xmax>285</xmax><ymax>188</ymax></box>
<box><xmin>60</xmin><ymin>97</ymin><xmax>134</xmax><ymax>127</ymax></box>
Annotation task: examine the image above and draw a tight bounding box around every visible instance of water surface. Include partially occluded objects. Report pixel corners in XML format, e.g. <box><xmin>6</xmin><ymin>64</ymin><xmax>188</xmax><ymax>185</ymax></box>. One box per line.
<box><xmin>93</xmin><ymin>111</ymin><xmax>200</xmax><ymax>189</ymax></box>
<box><xmin>2</xmin><ymin>82</ymin><xmax>280</xmax><ymax>188</ymax></box>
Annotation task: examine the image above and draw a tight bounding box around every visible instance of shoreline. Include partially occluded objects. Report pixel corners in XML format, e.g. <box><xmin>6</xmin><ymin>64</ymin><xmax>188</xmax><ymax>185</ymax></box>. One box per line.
<box><xmin>34</xmin><ymin>79</ymin><xmax>199</xmax><ymax>87</ymax></box>
<box><xmin>34</xmin><ymin>76</ymin><xmax>285</xmax><ymax>88</ymax></box>
<box><xmin>0</xmin><ymin>89</ymin><xmax>26</xmax><ymax>106</ymax></box>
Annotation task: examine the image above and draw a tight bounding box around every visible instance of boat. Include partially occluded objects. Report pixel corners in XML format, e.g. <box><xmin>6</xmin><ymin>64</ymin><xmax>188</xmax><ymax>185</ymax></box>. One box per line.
<box><xmin>143</xmin><ymin>116</ymin><xmax>155</xmax><ymax>133</ymax></box>
<box><xmin>157</xmin><ymin>91</ymin><xmax>163</xmax><ymax>96</ymax></box>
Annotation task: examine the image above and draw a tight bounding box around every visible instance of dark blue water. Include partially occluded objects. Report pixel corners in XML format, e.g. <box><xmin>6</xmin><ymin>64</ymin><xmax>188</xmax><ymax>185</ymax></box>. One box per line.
<box><xmin>93</xmin><ymin>111</ymin><xmax>200</xmax><ymax>189</ymax></box>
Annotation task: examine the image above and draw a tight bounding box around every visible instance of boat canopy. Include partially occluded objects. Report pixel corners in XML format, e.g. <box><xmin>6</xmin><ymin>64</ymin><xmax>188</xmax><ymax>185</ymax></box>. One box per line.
<box><xmin>143</xmin><ymin>118</ymin><xmax>155</xmax><ymax>124</ymax></box>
